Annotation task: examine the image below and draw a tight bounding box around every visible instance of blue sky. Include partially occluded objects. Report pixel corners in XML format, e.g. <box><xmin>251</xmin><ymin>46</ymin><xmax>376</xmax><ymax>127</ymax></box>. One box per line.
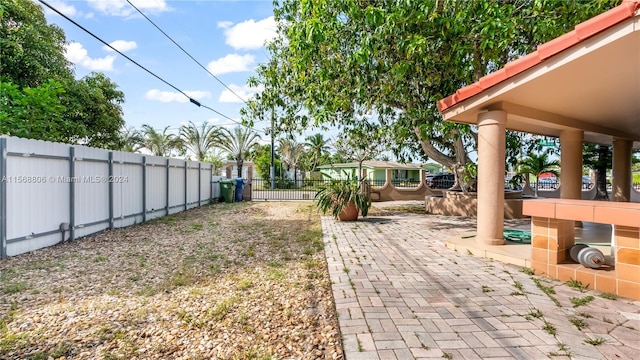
<box><xmin>42</xmin><ymin>0</ymin><xmax>276</xmax><ymax>136</ymax></box>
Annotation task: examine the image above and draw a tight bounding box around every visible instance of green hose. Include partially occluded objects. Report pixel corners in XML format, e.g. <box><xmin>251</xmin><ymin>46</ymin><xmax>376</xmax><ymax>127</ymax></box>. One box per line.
<box><xmin>503</xmin><ymin>229</ymin><xmax>531</xmax><ymax>244</ymax></box>
<box><xmin>460</xmin><ymin>229</ymin><xmax>532</xmax><ymax>243</ymax></box>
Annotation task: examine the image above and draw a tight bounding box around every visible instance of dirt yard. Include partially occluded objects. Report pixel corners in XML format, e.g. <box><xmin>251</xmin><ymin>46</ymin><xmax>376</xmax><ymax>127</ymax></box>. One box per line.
<box><xmin>0</xmin><ymin>202</ymin><xmax>342</xmax><ymax>359</ymax></box>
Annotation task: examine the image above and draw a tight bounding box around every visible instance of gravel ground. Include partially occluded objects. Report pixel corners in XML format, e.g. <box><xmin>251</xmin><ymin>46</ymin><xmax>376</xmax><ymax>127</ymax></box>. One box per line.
<box><xmin>0</xmin><ymin>202</ymin><xmax>342</xmax><ymax>360</ymax></box>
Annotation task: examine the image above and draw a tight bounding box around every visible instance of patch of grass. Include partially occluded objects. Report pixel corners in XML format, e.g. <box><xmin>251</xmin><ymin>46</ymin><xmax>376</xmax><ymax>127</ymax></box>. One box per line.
<box><xmin>2</xmin><ymin>281</ymin><xmax>28</xmax><ymax>294</ymax></box>
<box><xmin>481</xmin><ymin>285</ymin><xmax>493</xmax><ymax>293</ymax></box>
<box><xmin>602</xmin><ymin>317</ymin><xmax>613</xmax><ymax>324</ymax></box>
<box><xmin>584</xmin><ymin>337</ymin><xmax>606</xmax><ymax>346</ymax></box>
<box><xmin>567</xmin><ymin>278</ymin><xmax>589</xmax><ymax>292</ymax></box>
<box><xmin>576</xmin><ymin>311</ymin><xmax>592</xmax><ymax>318</ymax></box>
<box><xmin>543</xmin><ymin>321</ymin><xmax>556</xmax><ymax>335</ymax></box>
<box><xmin>520</xmin><ymin>267</ymin><xmax>534</xmax><ymax>275</ymax></box>
<box><xmin>237</xmin><ymin>279</ymin><xmax>253</xmax><ymax>290</ymax></box>
<box><xmin>525</xmin><ymin>308</ymin><xmax>543</xmax><ymax>320</ymax></box>
<box><xmin>570</xmin><ymin>295</ymin><xmax>595</xmax><ymax>307</ymax></box>
<box><xmin>532</xmin><ymin>278</ymin><xmax>556</xmax><ymax>295</ymax></box>
<box><xmin>442</xmin><ymin>352</ymin><xmax>454</xmax><ymax>359</ymax></box>
<box><xmin>93</xmin><ymin>255</ymin><xmax>108</xmax><ymax>262</ymax></box>
<box><xmin>569</xmin><ymin>317</ymin><xmax>588</xmax><ymax>330</ymax></box>
<box><xmin>268</xmin><ymin>268</ymin><xmax>286</xmax><ymax>280</ymax></box>
<box><xmin>513</xmin><ymin>281</ymin><xmax>524</xmax><ymax>292</ymax></box>
<box><xmin>598</xmin><ymin>292</ymin><xmax>617</xmax><ymax>300</ymax></box>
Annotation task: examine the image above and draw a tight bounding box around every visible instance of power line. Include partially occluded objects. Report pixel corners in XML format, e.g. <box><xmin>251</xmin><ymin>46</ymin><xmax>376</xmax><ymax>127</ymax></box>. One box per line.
<box><xmin>37</xmin><ymin>0</ymin><xmax>262</xmax><ymax>132</ymax></box>
<box><xmin>126</xmin><ymin>0</ymin><xmax>248</xmax><ymax>105</ymax></box>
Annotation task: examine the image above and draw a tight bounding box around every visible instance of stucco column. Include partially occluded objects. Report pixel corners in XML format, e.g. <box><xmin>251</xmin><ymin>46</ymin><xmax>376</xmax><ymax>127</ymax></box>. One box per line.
<box><xmin>476</xmin><ymin>110</ymin><xmax>506</xmax><ymax>245</ymax></box>
<box><xmin>385</xmin><ymin>168</ymin><xmax>392</xmax><ymax>186</ymax></box>
<box><xmin>612</xmin><ymin>138</ymin><xmax>632</xmax><ymax>202</ymax></box>
<box><xmin>559</xmin><ymin>130</ymin><xmax>583</xmax><ymax>200</ymax></box>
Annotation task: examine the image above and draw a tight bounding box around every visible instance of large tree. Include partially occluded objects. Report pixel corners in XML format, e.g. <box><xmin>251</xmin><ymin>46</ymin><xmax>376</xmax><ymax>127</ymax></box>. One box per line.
<box><xmin>140</xmin><ymin>125</ymin><xmax>183</xmax><ymax>157</ymax></box>
<box><xmin>217</xmin><ymin>127</ymin><xmax>261</xmax><ymax>178</ymax></box>
<box><xmin>243</xmin><ymin>0</ymin><xmax>617</xmax><ymax>189</ymax></box>
<box><xmin>179</xmin><ymin>121</ymin><xmax>220</xmax><ymax>161</ymax></box>
<box><xmin>1</xmin><ymin>0</ymin><xmax>126</xmax><ymax>148</ymax></box>
<box><xmin>0</xmin><ymin>0</ymin><xmax>72</xmax><ymax>88</ymax></box>
<box><xmin>305</xmin><ymin>133</ymin><xmax>331</xmax><ymax>171</ymax></box>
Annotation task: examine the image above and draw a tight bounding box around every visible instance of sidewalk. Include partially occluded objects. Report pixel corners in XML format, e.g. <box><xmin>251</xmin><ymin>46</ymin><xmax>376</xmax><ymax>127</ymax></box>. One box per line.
<box><xmin>322</xmin><ymin>211</ymin><xmax>640</xmax><ymax>359</ymax></box>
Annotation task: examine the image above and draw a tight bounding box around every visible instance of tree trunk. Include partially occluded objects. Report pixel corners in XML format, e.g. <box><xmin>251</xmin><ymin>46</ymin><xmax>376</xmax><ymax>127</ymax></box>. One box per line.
<box><xmin>414</xmin><ymin>126</ymin><xmax>471</xmax><ymax>192</ymax></box>
<box><xmin>595</xmin><ymin>169</ymin><xmax>609</xmax><ymax>200</ymax></box>
<box><xmin>236</xmin><ymin>156</ymin><xmax>243</xmax><ymax>178</ymax></box>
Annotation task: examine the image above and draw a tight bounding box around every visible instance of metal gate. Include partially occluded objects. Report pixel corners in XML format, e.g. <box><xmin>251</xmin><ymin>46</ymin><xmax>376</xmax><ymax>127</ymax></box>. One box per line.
<box><xmin>250</xmin><ymin>178</ymin><xmax>331</xmax><ymax>201</ymax></box>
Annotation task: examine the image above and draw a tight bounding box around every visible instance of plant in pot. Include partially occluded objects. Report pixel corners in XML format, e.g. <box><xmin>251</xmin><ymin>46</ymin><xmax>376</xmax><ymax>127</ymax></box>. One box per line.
<box><xmin>314</xmin><ymin>175</ymin><xmax>371</xmax><ymax>221</ymax></box>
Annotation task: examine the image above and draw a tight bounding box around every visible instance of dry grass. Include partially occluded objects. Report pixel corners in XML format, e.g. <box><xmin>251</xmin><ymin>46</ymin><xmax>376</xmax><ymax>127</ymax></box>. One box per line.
<box><xmin>0</xmin><ymin>202</ymin><xmax>341</xmax><ymax>359</ymax></box>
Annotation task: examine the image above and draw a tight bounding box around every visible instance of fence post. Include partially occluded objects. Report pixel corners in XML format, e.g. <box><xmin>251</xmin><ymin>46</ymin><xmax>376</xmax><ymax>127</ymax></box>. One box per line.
<box><xmin>198</xmin><ymin>162</ymin><xmax>202</xmax><ymax>207</ymax></box>
<box><xmin>210</xmin><ymin>165</ymin><xmax>213</xmax><ymax>202</ymax></box>
<box><xmin>184</xmin><ymin>161</ymin><xmax>188</xmax><ymax>211</ymax></box>
<box><xmin>165</xmin><ymin>158</ymin><xmax>170</xmax><ymax>215</ymax></box>
<box><xmin>108</xmin><ymin>151</ymin><xmax>114</xmax><ymax>229</ymax></box>
<box><xmin>0</xmin><ymin>138</ymin><xmax>7</xmax><ymax>259</ymax></box>
<box><xmin>69</xmin><ymin>147</ymin><xmax>75</xmax><ymax>241</ymax></box>
<box><xmin>142</xmin><ymin>156</ymin><xmax>147</xmax><ymax>222</ymax></box>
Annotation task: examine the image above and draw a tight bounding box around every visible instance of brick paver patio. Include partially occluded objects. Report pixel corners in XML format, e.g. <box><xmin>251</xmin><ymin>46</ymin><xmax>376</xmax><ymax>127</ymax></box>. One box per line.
<box><xmin>322</xmin><ymin>211</ymin><xmax>640</xmax><ymax>359</ymax></box>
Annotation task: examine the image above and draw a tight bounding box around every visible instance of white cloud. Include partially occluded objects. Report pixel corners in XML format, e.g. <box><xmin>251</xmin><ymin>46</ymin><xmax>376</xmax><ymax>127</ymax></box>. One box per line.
<box><xmin>45</xmin><ymin>0</ymin><xmax>78</xmax><ymax>17</ymax></box>
<box><xmin>65</xmin><ymin>42</ymin><xmax>116</xmax><ymax>71</ymax></box>
<box><xmin>221</xmin><ymin>16</ymin><xmax>277</xmax><ymax>50</ymax></box>
<box><xmin>206</xmin><ymin>54</ymin><xmax>255</xmax><ymax>75</ymax></box>
<box><xmin>218</xmin><ymin>84</ymin><xmax>263</xmax><ymax>103</ymax></box>
<box><xmin>103</xmin><ymin>40</ymin><xmax>138</xmax><ymax>53</ymax></box>
<box><xmin>217</xmin><ymin>21</ymin><xmax>233</xmax><ymax>29</ymax></box>
<box><xmin>87</xmin><ymin>0</ymin><xmax>170</xmax><ymax>17</ymax></box>
<box><xmin>145</xmin><ymin>89</ymin><xmax>211</xmax><ymax>103</ymax></box>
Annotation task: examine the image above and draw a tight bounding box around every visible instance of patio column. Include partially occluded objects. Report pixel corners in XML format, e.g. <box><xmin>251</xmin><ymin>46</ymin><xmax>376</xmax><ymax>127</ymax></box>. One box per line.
<box><xmin>385</xmin><ymin>169</ymin><xmax>392</xmax><ymax>186</ymax></box>
<box><xmin>476</xmin><ymin>110</ymin><xmax>506</xmax><ymax>245</ymax></box>
<box><xmin>559</xmin><ymin>130</ymin><xmax>583</xmax><ymax>200</ymax></box>
<box><xmin>612</xmin><ymin>138</ymin><xmax>632</xmax><ymax>202</ymax></box>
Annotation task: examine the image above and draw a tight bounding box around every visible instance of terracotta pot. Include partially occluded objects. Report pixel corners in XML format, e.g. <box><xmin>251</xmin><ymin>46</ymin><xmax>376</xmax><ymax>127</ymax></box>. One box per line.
<box><xmin>337</xmin><ymin>201</ymin><xmax>359</xmax><ymax>221</ymax></box>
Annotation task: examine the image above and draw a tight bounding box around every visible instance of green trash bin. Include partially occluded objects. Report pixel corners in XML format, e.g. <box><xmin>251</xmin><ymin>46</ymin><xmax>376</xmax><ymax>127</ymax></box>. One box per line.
<box><xmin>220</xmin><ymin>179</ymin><xmax>236</xmax><ymax>203</ymax></box>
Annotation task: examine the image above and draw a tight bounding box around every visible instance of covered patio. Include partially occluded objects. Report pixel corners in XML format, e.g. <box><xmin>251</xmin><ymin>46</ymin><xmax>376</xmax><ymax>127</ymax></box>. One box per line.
<box><xmin>438</xmin><ymin>1</ymin><xmax>640</xmax><ymax>300</ymax></box>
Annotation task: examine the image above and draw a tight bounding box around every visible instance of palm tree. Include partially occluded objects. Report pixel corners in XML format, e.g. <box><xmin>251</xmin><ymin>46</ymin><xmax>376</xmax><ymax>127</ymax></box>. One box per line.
<box><xmin>118</xmin><ymin>126</ymin><xmax>143</xmax><ymax>153</ymax></box>
<box><xmin>179</xmin><ymin>121</ymin><xmax>220</xmax><ymax>161</ymax></box>
<box><xmin>279</xmin><ymin>138</ymin><xmax>305</xmax><ymax>183</ymax></box>
<box><xmin>305</xmin><ymin>133</ymin><xmax>330</xmax><ymax>171</ymax></box>
<box><xmin>140</xmin><ymin>124</ymin><xmax>183</xmax><ymax>157</ymax></box>
<box><xmin>217</xmin><ymin>126</ymin><xmax>261</xmax><ymax>178</ymax></box>
<box><xmin>517</xmin><ymin>152</ymin><xmax>560</xmax><ymax>197</ymax></box>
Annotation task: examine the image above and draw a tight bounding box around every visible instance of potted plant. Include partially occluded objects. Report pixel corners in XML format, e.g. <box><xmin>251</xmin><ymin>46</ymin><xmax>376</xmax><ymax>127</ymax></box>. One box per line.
<box><xmin>314</xmin><ymin>175</ymin><xmax>371</xmax><ymax>221</ymax></box>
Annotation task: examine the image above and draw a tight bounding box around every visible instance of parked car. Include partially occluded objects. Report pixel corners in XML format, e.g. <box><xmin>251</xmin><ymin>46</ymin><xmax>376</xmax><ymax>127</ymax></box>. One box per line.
<box><xmin>426</xmin><ymin>173</ymin><xmax>455</xmax><ymax>189</ymax></box>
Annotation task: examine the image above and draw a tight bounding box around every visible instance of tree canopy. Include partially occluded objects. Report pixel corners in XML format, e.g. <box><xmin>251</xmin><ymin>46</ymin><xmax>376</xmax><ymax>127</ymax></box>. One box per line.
<box><xmin>243</xmin><ymin>0</ymin><xmax>618</xmax><ymax>186</ymax></box>
<box><xmin>0</xmin><ymin>0</ymin><xmax>125</xmax><ymax>149</ymax></box>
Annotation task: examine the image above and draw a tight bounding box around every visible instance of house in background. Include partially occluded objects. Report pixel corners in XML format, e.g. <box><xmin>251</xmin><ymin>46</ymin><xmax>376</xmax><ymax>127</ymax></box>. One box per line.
<box><xmin>317</xmin><ymin>161</ymin><xmax>423</xmax><ymax>186</ymax></box>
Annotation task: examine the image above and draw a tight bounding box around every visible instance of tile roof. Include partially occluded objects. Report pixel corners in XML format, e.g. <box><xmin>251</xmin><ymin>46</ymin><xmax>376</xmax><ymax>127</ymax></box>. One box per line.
<box><xmin>437</xmin><ymin>0</ymin><xmax>640</xmax><ymax>113</ymax></box>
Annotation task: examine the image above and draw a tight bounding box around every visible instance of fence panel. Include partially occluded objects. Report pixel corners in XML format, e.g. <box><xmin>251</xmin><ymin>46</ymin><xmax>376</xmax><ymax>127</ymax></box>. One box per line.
<box><xmin>74</xmin><ymin>145</ymin><xmax>110</xmax><ymax>239</ymax></box>
<box><xmin>112</xmin><ymin>151</ymin><xmax>144</xmax><ymax>228</ymax></box>
<box><xmin>0</xmin><ymin>136</ymin><xmax>214</xmax><ymax>258</ymax></box>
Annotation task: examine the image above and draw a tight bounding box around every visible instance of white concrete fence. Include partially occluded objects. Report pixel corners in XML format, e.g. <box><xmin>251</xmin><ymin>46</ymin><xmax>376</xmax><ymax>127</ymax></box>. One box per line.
<box><xmin>0</xmin><ymin>136</ymin><xmax>216</xmax><ymax>258</ymax></box>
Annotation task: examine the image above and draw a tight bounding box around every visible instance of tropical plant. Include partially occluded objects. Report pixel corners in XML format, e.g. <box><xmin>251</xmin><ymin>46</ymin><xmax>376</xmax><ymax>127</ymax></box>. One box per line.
<box><xmin>314</xmin><ymin>172</ymin><xmax>371</xmax><ymax>220</ymax></box>
<box><xmin>305</xmin><ymin>133</ymin><xmax>331</xmax><ymax>171</ymax></box>
<box><xmin>517</xmin><ymin>152</ymin><xmax>560</xmax><ymax>197</ymax></box>
<box><xmin>217</xmin><ymin>126</ymin><xmax>261</xmax><ymax>178</ymax></box>
<box><xmin>180</xmin><ymin>121</ymin><xmax>220</xmax><ymax>161</ymax></box>
<box><xmin>140</xmin><ymin>125</ymin><xmax>183</xmax><ymax>157</ymax></box>
<box><xmin>279</xmin><ymin>138</ymin><xmax>305</xmax><ymax>182</ymax></box>
<box><xmin>118</xmin><ymin>126</ymin><xmax>143</xmax><ymax>153</ymax></box>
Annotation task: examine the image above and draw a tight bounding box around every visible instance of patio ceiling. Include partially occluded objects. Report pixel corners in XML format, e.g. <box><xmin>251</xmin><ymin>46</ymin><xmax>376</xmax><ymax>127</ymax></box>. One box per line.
<box><xmin>438</xmin><ymin>1</ymin><xmax>640</xmax><ymax>148</ymax></box>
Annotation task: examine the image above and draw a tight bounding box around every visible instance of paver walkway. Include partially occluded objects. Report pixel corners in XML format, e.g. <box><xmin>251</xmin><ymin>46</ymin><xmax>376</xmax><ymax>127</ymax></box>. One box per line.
<box><xmin>322</xmin><ymin>211</ymin><xmax>640</xmax><ymax>360</ymax></box>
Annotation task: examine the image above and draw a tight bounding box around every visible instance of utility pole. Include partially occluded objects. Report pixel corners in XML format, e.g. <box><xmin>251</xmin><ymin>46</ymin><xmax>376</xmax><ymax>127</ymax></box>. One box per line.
<box><xmin>270</xmin><ymin>109</ymin><xmax>275</xmax><ymax>190</ymax></box>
